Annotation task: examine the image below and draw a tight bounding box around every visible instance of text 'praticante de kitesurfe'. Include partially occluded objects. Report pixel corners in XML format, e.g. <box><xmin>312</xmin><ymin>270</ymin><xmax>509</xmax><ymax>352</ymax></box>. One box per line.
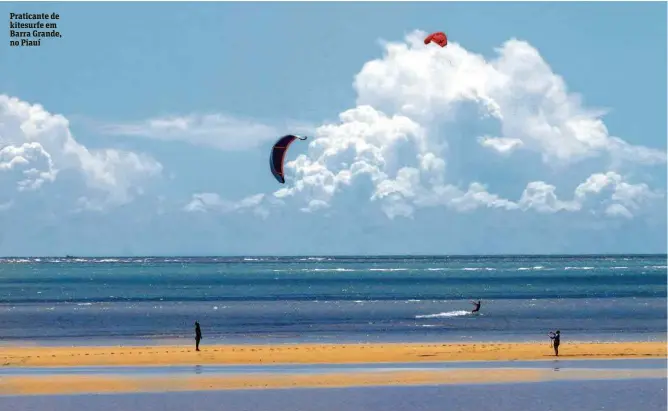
<box><xmin>9</xmin><ymin>12</ymin><xmax>62</xmax><ymax>47</ymax></box>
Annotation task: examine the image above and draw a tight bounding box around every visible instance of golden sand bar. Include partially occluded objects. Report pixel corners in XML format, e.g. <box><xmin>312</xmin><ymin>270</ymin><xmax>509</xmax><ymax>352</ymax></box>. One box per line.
<box><xmin>1</xmin><ymin>342</ymin><xmax>665</xmax><ymax>368</ymax></box>
<box><xmin>1</xmin><ymin>368</ymin><xmax>665</xmax><ymax>396</ymax></box>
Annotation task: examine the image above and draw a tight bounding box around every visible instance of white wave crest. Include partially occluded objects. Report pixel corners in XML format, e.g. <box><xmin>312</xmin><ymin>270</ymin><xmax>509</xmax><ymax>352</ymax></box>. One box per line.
<box><xmin>416</xmin><ymin>310</ymin><xmax>472</xmax><ymax>319</ymax></box>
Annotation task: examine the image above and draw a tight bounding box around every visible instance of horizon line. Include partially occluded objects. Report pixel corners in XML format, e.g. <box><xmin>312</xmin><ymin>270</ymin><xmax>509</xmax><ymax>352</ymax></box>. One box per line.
<box><xmin>1</xmin><ymin>253</ymin><xmax>666</xmax><ymax>259</ymax></box>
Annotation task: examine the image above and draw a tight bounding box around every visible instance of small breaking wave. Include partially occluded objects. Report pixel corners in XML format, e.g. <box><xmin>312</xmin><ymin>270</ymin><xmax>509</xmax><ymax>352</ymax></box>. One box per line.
<box><xmin>311</xmin><ymin>268</ymin><xmax>356</xmax><ymax>272</ymax></box>
<box><xmin>368</xmin><ymin>268</ymin><xmax>409</xmax><ymax>272</ymax></box>
<box><xmin>517</xmin><ymin>266</ymin><xmax>548</xmax><ymax>271</ymax></box>
<box><xmin>416</xmin><ymin>310</ymin><xmax>472</xmax><ymax>319</ymax></box>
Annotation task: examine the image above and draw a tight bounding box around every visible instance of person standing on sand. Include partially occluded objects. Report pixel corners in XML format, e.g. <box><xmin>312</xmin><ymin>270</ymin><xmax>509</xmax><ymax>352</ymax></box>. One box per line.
<box><xmin>195</xmin><ymin>321</ymin><xmax>202</xmax><ymax>351</ymax></box>
<box><xmin>548</xmin><ymin>330</ymin><xmax>560</xmax><ymax>356</ymax></box>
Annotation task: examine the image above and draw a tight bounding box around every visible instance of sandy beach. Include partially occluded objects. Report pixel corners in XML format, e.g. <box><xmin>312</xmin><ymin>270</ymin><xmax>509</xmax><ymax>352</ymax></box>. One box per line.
<box><xmin>1</xmin><ymin>341</ymin><xmax>665</xmax><ymax>368</ymax></box>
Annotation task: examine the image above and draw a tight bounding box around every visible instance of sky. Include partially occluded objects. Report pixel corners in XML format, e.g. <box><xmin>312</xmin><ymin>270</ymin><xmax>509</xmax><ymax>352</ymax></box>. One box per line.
<box><xmin>0</xmin><ymin>1</ymin><xmax>666</xmax><ymax>256</ymax></box>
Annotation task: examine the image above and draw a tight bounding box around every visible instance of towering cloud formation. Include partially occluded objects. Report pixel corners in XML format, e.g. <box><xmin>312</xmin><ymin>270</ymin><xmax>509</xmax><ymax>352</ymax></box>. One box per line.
<box><xmin>0</xmin><ymin>95</ymin><xmax>162</xmax><ymax>210</ymax></box>
<box><xmin>189</xmin><ymin>31</ymin><xmax>664</xmax><ymax>220</ymax></box>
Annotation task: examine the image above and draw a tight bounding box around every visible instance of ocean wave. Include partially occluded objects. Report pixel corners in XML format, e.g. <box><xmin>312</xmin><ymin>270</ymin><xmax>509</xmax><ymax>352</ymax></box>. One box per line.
<box><xmin>565</xmin><ymin>266</ymin><xmax>595</xmax><ymax>270</ymax></box>
<box><xmin>310</xmin><ymin>268</ymin><xmax>356</xmax><ymax>272</ymax></box>
<box><xmin>416</xmin><ymin>310</ymin><xmax>472</xmax><ymax>319</ymax></box>
<box><xmin>368</xmin><ymin>268</ymin><xmax>409</xmax><ymax>272</ymax></box>
<box><xmin>1</xmin><ymin>258</ymin><xmax>31</xmax><ymax>264</ymax></box>
<box><xmin>516</xmin><ymin>266</ymin><xmax>552</xmax><ymax>271</ymax></box>
<box><xmin>270</xmin><ymin>268</ymin><xmax>358</xmax><ymax>272</ymax></box>
<box><xmin>0</xmin><ymin>258</ymin><xmax>156</xmax><ymax>264</ymax></box>
<box><xmin>298</xmin><ymin>267</ymin><xmax>502</xmax><ymax>273</ymax></box>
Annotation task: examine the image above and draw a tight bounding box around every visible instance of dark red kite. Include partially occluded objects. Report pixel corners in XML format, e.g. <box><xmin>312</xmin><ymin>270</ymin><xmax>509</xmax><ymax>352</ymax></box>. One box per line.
<box><xmin>269</xmin><ymin>134</ymin><xmax>307</xmax><ymax>184</ymax></box>
<box><xmin>424</xmin><ymin>31</ymin><xmax>448</xmax><ymax>48</ymax></box>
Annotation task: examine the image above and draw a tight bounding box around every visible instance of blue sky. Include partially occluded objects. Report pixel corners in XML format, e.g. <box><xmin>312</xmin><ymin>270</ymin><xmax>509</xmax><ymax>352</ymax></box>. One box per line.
<box><xmin>0</xmin><ymin>2</ymin><xmax>665</xmax><ymax>256</ymax></box>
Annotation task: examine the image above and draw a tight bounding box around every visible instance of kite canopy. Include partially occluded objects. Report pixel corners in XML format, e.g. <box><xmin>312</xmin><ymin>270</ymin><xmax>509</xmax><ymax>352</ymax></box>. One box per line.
<box><xmin>269</xmin><ymin>134</ymin><xmax>307</xmax><ymax>184</ymax></box>
<box><xmin>424</xmin><ymin>31</ymin><xmax>448</xmax><ymax>47</ymax></box>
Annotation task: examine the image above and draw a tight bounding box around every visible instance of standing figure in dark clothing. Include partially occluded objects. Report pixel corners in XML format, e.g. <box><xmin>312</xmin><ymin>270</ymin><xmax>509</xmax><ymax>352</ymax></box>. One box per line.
<box><xmin>470</xmin><ymin>300</ymin><xmax>481</xmax><ymax>313</ymax></box>
<box><xmin>195</xmin><ymin>321</ymin><xmax>202</xmax><ymax>351</ymax></box>
<box><xmin>548</xmin><ymin>330</ymin><xmax>560</xmax><ymax>356</ymax></box>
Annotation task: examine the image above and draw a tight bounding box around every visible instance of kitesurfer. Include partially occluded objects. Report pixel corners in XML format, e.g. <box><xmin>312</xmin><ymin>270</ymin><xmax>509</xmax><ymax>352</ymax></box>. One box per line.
<box><xmin>471</xmin><ymin>300</ymin><xmax>481</xmax><ymax>313</ymax></box>
<box><xmin>195</xmin><ymin>321</ymin><xmax>202</xmax><ymax>351</ymax></box>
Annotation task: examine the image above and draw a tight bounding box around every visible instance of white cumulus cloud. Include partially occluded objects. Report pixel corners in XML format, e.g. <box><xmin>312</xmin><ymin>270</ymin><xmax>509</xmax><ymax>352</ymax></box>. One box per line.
<box><xmin>478</xmin><ymin>136</ymin><xmax>524</xmax><ymax>155</ymax></box>
<box><xmin>574</xmin><ymin>171</ymin><xmax>662</xmax><ymax>217</ymax></box>
<box><xmin>0</xmin><ymin>95</ymin><xmax>163</xmax><ymax>209</ymax></box>
<box><xmin>186</xmin><ymin>31</ymin><xmax>665</xmax><ymax>221</ymax></box>
<box><xmin>0</xmin><ymin>142</ymin><xmax>57</xmax><ymax>191</ymax></box>
<box><xmin>354</xmin><ymin>32</ymin><xmax>665</xmax><ymax>167</ymax></box>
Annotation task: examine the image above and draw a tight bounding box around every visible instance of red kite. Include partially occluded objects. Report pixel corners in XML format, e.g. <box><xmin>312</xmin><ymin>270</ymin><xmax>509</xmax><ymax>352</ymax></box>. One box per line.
<box><xmin>424</xmin><ymin>32</ymin><xmax>448</xmax><ymax>48</ymax></box>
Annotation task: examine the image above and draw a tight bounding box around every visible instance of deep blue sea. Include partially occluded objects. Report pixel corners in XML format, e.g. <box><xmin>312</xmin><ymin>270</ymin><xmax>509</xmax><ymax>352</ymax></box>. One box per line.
<box><xmin>0</xmin><ymin>255</ymin><xmax>665</xmax><ymax>344</ymax></box>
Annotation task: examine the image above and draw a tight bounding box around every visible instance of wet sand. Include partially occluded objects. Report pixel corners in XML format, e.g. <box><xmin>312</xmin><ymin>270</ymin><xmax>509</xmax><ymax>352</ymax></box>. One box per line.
<box><xmin>1</xmin><ymin>368</ymin><xmax>665</xmax><ymax>396</ymax></box>
<box><xmin>0</xmin><ymin>341</ymin><xmax>665</xmax><ymax>368</ymax></box>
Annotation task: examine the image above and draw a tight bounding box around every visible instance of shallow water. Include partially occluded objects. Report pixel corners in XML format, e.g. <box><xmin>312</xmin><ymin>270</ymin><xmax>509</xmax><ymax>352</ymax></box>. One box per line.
<box><xmin>1</xmin><ymin>379</ymin><xmax>666</xmax><ymax>411</ymax></box>
<box><xmin>2</xmin><ymin>358</ymin><xmax>666</xmax><ymax>376</ymax></box>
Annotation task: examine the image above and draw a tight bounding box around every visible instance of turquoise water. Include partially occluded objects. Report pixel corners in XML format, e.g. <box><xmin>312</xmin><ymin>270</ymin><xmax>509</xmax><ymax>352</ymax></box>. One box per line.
<box><xmin>0</xmin><ymin>255</ymin><xmax>665</xmax><ymax>343</ymax></box>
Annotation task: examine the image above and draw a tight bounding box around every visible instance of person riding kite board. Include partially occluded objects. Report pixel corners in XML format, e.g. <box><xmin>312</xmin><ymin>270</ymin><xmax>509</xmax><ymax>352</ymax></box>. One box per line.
<box><xmin>471</xmin><ymin>300</ymin><xmax>481</xmax><ymax>313</ymax></box>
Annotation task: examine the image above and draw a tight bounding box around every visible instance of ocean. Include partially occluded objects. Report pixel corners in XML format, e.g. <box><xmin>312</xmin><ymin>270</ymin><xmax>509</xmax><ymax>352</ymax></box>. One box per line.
<box><xmin>0</xmin><ymin>255</ymin><xmax>665</xmax><ymax>344</ymax></box>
